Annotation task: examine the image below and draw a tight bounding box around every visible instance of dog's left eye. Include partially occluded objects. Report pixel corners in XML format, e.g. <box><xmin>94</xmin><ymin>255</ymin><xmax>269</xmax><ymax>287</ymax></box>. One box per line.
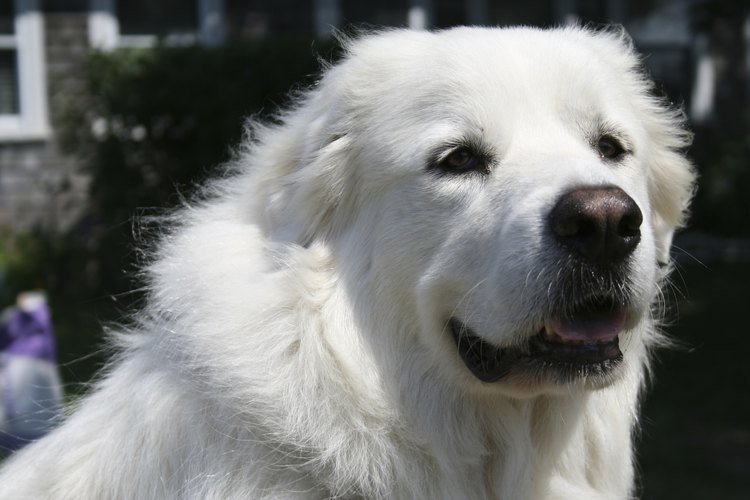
<box><xmin>597</xmin><ymin>136</ymin><xmax>626</xmax><ymax>160</ymax></box>
<box><xmin>436</xmin><ymin>147</ymin><xmax>488</xmax><ymax>174</ymax></box>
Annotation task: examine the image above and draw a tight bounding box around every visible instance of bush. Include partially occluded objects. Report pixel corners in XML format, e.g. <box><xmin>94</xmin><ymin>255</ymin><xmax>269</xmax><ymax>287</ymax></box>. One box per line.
<box><xmin>689</xmin><ymin>134</ymin><xmax>750</xmax><ymax>236</ymax></box>
<box><xmin>56</xmin><ymin>38</ymin><xmax>339</xmax><ymax>297</ymax></box>
<box><xmin>6</xmin><ymin>38</ymin><xmax>339</xmax><ymax>385</ymax></box>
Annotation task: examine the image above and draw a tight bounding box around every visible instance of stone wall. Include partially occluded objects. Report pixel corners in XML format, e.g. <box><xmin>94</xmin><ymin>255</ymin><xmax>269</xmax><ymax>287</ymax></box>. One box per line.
<box><xmin>0</xmin><ymin>10</ymin><xmax>89</xmax><ymax>232</ymax></box>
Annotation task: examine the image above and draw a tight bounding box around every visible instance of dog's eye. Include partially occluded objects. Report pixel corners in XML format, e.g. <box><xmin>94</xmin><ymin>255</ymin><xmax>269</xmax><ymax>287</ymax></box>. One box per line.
<box><xmin>445</xmin><ymin>149</ymin><xmax>475</xmax><ymax>169</ymax></box>
<box><xmin>437</xmin><ymin>147</ymin><xmax>487</xmax><ymax>174</ymax></box>
<box><xmin>597</xmin><ymin>136</ymin><xmax>626</xmax><ymax>160</ymax></box>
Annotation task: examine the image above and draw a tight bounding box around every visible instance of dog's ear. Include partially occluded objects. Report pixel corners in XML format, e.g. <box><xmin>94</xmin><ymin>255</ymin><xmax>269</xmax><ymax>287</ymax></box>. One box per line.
<box><xmin>646</xmin><ymin>141</ymin><xmax>696</xmax><ymax>266</ymax></box>
<box><xmin>270</xmin><ymin>134</ymin><xmax>351</xmax><ymax>247</ymax></box>
<box><xmin>253</xmin><ymin>89</ymin><xmax>353</xmax><ymax>247</ymax></box>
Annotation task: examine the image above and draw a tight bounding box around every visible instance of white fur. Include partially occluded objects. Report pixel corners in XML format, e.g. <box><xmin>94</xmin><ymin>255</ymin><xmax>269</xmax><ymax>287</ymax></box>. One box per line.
<box><xmin>0</xmin><ymin>27</ymin><xmax>695</xmax><ymax>499</ymax></box>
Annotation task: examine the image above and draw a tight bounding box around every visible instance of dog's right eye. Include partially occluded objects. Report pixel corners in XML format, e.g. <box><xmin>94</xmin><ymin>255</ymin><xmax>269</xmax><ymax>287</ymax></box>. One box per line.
<box><xmin>434</xmin><ymin>147</ymin><xmax>489</xmax><ymax>175</ymax></box>
<box><xmin>596</xmin><ymin>135</ymin><xmax>627</xmax><ymax>160</ymax></box>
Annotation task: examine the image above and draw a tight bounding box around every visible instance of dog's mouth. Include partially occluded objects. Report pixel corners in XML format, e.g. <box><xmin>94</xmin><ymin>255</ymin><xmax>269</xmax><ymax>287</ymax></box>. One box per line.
<box><xmin>449</xmin><ymin>297</ymin><xmax>627</xmax><ymax>384</ymax></box>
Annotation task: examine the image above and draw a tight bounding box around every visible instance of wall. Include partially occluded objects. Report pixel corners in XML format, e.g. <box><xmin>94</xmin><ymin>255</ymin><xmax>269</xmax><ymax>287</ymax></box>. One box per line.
<box><xmin>0</xmin><ymin>10</ymin><xmax>89</xmax><ymax>232</ymax></box>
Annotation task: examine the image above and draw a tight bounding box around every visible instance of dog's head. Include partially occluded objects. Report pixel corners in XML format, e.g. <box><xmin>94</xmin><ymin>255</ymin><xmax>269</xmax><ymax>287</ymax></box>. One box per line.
<box><xmin>255</xmin><ymin>27</ymin><xmax>696</xmax><ymax>395</ymax></box>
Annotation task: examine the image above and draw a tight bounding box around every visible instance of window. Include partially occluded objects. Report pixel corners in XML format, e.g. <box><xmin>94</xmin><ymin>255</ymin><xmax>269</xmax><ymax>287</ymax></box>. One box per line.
<box><xmin>0</xmin><ymin>49</ymin><xmax>19</xmax><ymax>115</ymax></box>
<box><xmin>341</xmin><ymin>0</ymin><xmax>408</xmax><ymax>28</ymax></box>
<box><xmin>89</xmin><ymin>0</ymin><xmax>225</xmax><ymax>49</ymax></box>
<box><xmin>118</xmin><ymin>0</ymin><xmax>198</xmax><ymax>37</ymax></box>
<box><xmin>225</xmin><ymin>0</ymin><xmax>314</xmax><ymax>38</ymax></box>
<box><xmin>0</xmin><ymin>0</ymin><xmax>50</xmax><ymax>141</ymax></box>
<box><xmin>0</xmin><ymin>2</ymin><xmax>19</xmax><ymax>115</ymax></box>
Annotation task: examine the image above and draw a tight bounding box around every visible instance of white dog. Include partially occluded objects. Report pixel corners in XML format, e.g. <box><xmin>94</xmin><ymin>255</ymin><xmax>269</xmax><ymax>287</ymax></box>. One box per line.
<box><xmin>0</xmin><ymin>26</ymin><xmax>695</xmax><ymax>499</ymax></box>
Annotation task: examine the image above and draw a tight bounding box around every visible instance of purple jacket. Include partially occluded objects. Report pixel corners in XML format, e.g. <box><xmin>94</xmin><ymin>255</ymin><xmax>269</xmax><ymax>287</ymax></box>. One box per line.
<box><xmin>0</xmin><ymin>303</ymin><xmax>56</xmax><ymax>363</ymax></box>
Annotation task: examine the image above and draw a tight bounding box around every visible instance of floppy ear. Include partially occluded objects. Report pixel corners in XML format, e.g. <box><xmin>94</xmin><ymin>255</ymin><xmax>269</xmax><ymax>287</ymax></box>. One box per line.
<box><xmin>264</xmin><ymin>124</ymin><xmax>351</xmax><ymax>247</ymax></box>
<box><xmin>646</xmin><ymin>141</ymin><xmax>697</xmax><ymax>266</ymax></box>
<box><xmin>249</xmin><ymin>80</ymin><xmax>354</xmax><ymax>247</ymax></box>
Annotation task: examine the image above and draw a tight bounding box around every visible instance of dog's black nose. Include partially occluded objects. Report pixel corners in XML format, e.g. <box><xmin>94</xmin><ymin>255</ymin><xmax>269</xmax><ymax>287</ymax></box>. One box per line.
<box><xmin>549</xmin><ymin>186</ymin><xmax>642</xmax><ymax>265</ymax></box>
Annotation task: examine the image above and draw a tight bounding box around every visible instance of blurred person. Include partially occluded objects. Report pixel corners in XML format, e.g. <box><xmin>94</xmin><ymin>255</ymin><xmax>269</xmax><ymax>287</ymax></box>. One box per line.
<box><xmin>0</xmin><ymin>291</ymin><xmax>63</xmax><ymax>454</ymax></box>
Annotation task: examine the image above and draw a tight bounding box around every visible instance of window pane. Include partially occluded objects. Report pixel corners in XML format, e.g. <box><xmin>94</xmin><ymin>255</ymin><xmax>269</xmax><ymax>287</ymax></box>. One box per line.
<box><xmin>0</xmin><ymin>50</ymin><xmax>19</xmax><ymax>115</ymax></box>
<box><xmin>0</xmin><ymin>1</ymin><xmax>14</xmax><ymax>35</ymax></box>
<box><xmin>434</xmin><ymin>0</ymin><xmax>466</xmax><ymax>28</ymax></box>
<box><xmin>226</xmin><ymin>0</ymin><xmax>313</xmax><ymax>37</ymax></box>
<box><xmin>44</xmin><ymin>0</ymin><xmax>88</xmax><ymax>12</ymax></box>
<box><xmin>341</xmin><ymin>0</ymin><xmax>408</xmax><ymax>28</ymax></box>
<box><xmin>489</xmin><ymin>1</ymin><xmax>553</xmax><ymax>26</ymax></box>
<box><xmin>117</xmin><ymin>0</ymin><xmax>198</xmax><ymax>36</ymax></box>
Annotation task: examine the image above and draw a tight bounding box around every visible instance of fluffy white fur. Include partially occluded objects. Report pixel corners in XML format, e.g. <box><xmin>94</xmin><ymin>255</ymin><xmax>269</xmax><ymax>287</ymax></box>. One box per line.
<box><xmin>0</xmin><ymin>26</ymin><xmax>695</xmax><ymax>499</ymax></box>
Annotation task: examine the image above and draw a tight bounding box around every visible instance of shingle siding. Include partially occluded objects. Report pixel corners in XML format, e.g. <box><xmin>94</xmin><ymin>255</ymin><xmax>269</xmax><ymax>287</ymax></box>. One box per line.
<box><xmin>0</xmin><ymin>10</ymin><xmax>89</xmax><ymax>232</ymax></box>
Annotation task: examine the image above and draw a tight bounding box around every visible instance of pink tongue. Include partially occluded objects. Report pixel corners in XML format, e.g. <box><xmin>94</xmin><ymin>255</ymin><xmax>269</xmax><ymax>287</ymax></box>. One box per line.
<box><xmin>550</xmin><ymin>309</ymin><xmax>627</xmax><ymax>342</ymax></box>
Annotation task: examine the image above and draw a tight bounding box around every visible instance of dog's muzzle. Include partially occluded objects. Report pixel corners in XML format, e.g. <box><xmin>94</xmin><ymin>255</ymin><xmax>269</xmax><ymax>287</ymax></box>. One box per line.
<box><xmin>448</xmin><ymin>186</ymin><xmax>642</xmax><ymax>385</ymax></box>
<box><xmin>450</xmin><ymin>297</ymin><xmax>627</xmax><ymax>384</ymax></box>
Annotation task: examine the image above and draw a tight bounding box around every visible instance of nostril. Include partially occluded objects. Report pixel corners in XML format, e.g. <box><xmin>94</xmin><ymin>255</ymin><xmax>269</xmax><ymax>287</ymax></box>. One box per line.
<box><xmin>616</xmin><ymin>198</ymin><xmax>643</xmax><ymax>237</ymax></box>
<box><xmin>552</xmin><ymin>213</ymin><xmax>587</xmax><ymax>239</ymax></box>
<box><xmin>617</xmin><ymin>211</ymin><xmax>642</xmax><ymax>238</ymax></box>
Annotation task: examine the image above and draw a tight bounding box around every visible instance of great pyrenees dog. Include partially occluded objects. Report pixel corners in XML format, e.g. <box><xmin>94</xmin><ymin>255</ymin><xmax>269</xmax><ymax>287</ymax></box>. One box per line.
<box><xmin>0</xmin><ymin>26</ymin><xmax>695</xmax><ymax>499</ymax></box>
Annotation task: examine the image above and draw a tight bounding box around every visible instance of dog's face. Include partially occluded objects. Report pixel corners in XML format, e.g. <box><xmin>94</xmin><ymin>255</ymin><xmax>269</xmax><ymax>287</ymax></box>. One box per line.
<box><xmin>265</xmin><ymin>27</ymin><xmax>695</xmax><ymax>396</ymax></box>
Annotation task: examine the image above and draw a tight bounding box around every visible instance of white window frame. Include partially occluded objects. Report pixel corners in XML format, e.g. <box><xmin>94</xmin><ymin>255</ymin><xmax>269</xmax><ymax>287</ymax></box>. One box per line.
<box><xmin>88</xmin><ymin>0</ymin><xmax>226</xmax><ymax>50</ymax></box>
<box><xmin>0</xmin><ymin>0</ymin><xmax>50</xmax><ymax>142</ymax></box>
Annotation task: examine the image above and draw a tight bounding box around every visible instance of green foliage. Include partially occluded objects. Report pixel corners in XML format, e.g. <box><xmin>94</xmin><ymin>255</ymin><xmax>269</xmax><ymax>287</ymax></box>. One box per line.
<box><xmin>639</xmin><ymin>262</ymin><xmax>750</xmax><ymax>498</ymax></box>
<box><xmin>62</xmin><ymin>39</ymin><xmax>338</xmax><ymax>215</ymax></box>
<box><xmin>689</xmin><ymin>136</ymin><xmax>750</xmax><ymax>236</ymax></box>
<box><xmin>0</xmin><ymin>38</ymin><xmax>339</xmax><ymax>384</ymax></box>
<box><xmin>55</xmin><ymin>38</ymin><xmax>339</xmax><ymax>300</ymax></box>
<box><xmin>0</xmin><ymin>230</ymin><xmax>50</xmax><ymax>305</ymax></box>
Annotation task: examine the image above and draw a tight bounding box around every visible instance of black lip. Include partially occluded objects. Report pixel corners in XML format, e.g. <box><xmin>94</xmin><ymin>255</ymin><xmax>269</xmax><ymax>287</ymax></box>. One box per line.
<box><xmin>449</xmin><ymin>316</ymin><xmax>623</xmax><ymax>384</ymax></box>
<box><xmin>450</xmin><ymin>318</ymin><xmax>519</xmax><ymax>382</ymax></box>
